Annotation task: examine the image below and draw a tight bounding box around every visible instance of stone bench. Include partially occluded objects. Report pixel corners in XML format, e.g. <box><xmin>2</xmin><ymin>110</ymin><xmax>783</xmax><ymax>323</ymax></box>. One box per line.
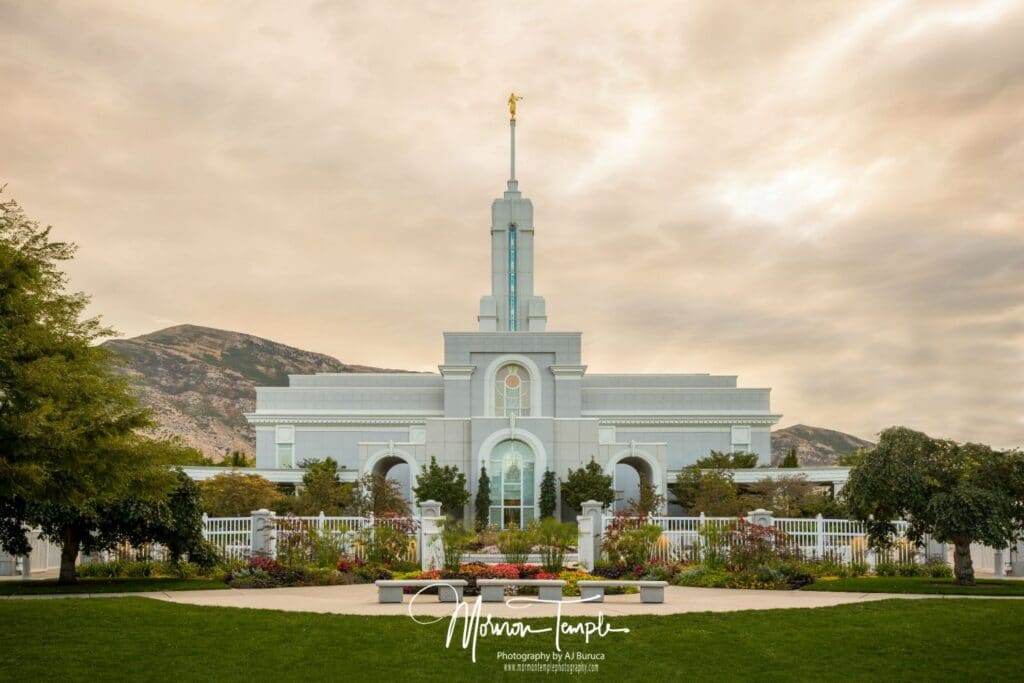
<box><xmin>577</xmin><ymin>580</ymin><xmax>668</xmax><ymax>604</ymax></box>
<box><xmin>374</xmin><ymin>579</ymin><xmax>468</xmax><ymax>604</ymax></box>
<box><xmin>477</xmin><ymin>579</ymin><xmax>567</xmax><ymax>602</ymax></box>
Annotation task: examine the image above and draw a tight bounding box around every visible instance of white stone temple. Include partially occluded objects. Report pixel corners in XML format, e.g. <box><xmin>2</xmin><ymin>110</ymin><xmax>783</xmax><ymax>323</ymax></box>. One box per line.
<box><xmin>247</xmin><ymin>102</ymin><xmax>781</xmax><ymax>522</ymax></box>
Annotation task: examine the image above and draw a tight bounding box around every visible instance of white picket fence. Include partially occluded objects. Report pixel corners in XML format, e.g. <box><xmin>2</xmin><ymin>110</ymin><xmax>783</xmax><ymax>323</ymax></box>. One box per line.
<box><xmin>201</xmin><ymin>513</ymin><xmax>420</xmax><ymax>563</ymax></box>
<box><xmin>606</xmin><ymin>514</ymin><xmax>932</xmax><ymax>566</ymax></box>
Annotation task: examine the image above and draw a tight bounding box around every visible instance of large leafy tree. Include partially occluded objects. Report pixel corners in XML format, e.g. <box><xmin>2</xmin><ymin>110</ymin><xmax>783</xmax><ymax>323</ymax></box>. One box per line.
<box><xmin>672</xmin><ymin>467</ymin><xmax>744</xmax><ymax>516</ymax></box>
<box><xmin>0</xmin><ymin>196</ymin><xmax>181</xmax><ymax>582</ymax></box>
<box><xmin>412</xmin><ymin>456</ymin><xmax>469</xmax><ymax>517</ymax></box>
<box><xmin>561</xmin><ymin>458</ymin><xmax>615</xmax><ymax>513</ymax></box>
<box><xmin>199</xmin><ymin>472</ymin><xmax>285</xmax><ymax>516</ymax></box>
<box><xmin>292</xmin><ymin>458</ymin><xmax>351</xmax><ymax>515</ymax></box>
<box><xmin>695</xmin><ymin>451</ymin><xmax>759</xmax><ymax>469</ymax></box>
<box><xmin>844</xmin><ymin>426</ymin><xmax>1024</xmax><ymax>585</ymax></box>
<box><xmin>352</xmin><ymin>472</ymin><xmax>409</xmax><ymax>517</ymax></box>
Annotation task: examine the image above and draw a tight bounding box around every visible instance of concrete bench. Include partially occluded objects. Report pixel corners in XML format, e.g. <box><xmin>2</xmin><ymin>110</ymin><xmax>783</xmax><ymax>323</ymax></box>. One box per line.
<box><xmin>477</xmin><ymin>579</ymin><xmax>567</xmax><ymax>602</ymax></box>
<box><xmin>577</xmin><ymin>580</ymin><xmax>668</xmax><ymax>604</ymax></box>
<box><xmin>374</xmin><ymin>579</ymin><xmax>468</xmax><ymax>604</ymax></box>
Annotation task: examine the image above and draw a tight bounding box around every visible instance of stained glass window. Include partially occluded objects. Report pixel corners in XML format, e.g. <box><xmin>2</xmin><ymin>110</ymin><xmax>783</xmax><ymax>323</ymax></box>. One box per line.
<box><xmin>495</xmin><ymin>364</ymin><xmax>531</xmax><ymax>417</ymax></box>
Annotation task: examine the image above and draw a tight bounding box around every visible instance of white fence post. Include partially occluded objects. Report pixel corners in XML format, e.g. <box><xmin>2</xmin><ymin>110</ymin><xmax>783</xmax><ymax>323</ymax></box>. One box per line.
<box><xmin>201</xmin><ymin>512</ymin><xmax>209</xmax><ymax>540</ymax></box>
<box><xmin>816</xmin><ymin>514</ymin><xmax>825</xmax><ymax>560</ymax></box>
<box><xmin>251</xmin><ymin>509</ymin><xmax>277</xmax><ymax>559</ymax></box>
<box><xmin>576</xmin><ymin>514</ymin><xmax>595</xmax><ymax>571</ymax></box>
<box><xmin>580</xmin><ymin>500</ymin><xmax>605</xmax><ymax>564</ymax></box>
<box><xmin>698</xmin><ymin>512</ymin><xmax>706</xmax><ymax>562</ymax></box>
<box><xmin>420</xmin><ymin>500</ymin><xmax>443</xmax><ymax>571</ymax></box>
<box><xmin>318</xmin><ymin>511</ymin><xmax>326</xmax><ymax>533</ymax></box>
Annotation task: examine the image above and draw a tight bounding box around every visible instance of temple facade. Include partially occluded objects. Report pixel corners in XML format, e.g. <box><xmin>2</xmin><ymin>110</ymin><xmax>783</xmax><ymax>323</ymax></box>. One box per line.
<box><xmin>247</xmin><ymin>107</ymin><xmax>780</xmax><ymax>522</ymax></box>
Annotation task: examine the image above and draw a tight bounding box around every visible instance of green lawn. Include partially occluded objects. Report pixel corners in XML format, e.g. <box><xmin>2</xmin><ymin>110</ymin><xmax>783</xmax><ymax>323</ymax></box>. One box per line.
<box><xmin>0</xmin><ymin>577</ymin><xmax>228</xmax><ymax>595</ymax></box>
<box><xmin>802</xmin><ymin>576</ymin><xmax>1024</xmax><ymax>596</ymax></box>
<box><xmin>2</xmin><ymin>597</ymin><xmax>1023</xmax><ymax>681</ymax></box>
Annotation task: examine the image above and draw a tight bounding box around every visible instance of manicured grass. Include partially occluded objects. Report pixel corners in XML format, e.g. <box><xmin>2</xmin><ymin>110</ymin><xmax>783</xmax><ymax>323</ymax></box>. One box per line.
<box><xmin>0</xmin><ymin>577</ymin><xmax>228</xmax><ymax>595</ymax></box>
<box><xmin>2</xmin><ymin>597</ymin><xmax>1023</xmax><ymax>681</ymax></box>
<box><xmin>802</xmin><ymin>576</ymin><xmax>1024</xmax><ymax>596</ymax></box>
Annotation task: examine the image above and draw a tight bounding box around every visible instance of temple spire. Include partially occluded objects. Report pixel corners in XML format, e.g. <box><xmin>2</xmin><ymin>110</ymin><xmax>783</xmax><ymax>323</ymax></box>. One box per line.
<box><xmin>507</xmin><ymin>93</ymin><xmax>522</xmax><ymax>192</ymax></box>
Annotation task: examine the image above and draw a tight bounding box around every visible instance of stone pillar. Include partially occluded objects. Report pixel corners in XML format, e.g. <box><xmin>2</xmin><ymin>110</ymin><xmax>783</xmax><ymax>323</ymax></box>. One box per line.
<box><xmin>420</xmin><ymin>500</ymin><xmax>444</xmax><ymax>571</ymax></box>
<box><xmin>580</xmin><ymin>500</ymin><xmax>605</xmax><ymax>565</ymax></box>
<box><xmin>576</xmin><ymin>514</ymin><xmax>595</xmax><ymax>571</ymax></box>
<box><xmin>251</xmin><ymin>509</ymin><xmax>277</xmax><ymax>559</ymax></box>
<box><xmin>994</xmin><ymin>548</ymin><xmax>1004</xmax><ymax>578</ymax></box>
<box><xmin>746</xmin><ymin>508</ymin><xmax>774</xmax><ymax>527</ymax></box>
<box><xmin>1012</xmin><ymin>539</ymin><xmax>1024</xmax><ymax>577</ymax></box>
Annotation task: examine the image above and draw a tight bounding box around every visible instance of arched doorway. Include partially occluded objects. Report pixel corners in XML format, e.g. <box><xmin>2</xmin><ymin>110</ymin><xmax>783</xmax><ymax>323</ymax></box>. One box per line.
<box><xmin>606</xmin><ymin>449</ymin><xmax>664</xmax><ymax>515</ymax></box>
<box><xmin>366</xmin><ymin>451</ymin><xmax>414</xmax><ymax>504</ymax></box>
<box><xmin>487</xmin><ymin>440</ymin><xmax>536</xmax><ymax>528</ymax></box>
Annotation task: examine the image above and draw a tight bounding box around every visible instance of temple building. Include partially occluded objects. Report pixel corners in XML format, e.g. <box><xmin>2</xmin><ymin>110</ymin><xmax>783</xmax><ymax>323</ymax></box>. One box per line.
<box><xmin>247</xmin><ymin>101</ymin><xmax>781</xmax><ymax>522</ymax></box>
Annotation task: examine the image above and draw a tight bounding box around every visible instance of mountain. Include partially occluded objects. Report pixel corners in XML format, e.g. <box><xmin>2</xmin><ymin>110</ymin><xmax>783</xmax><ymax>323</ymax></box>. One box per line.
<box><xmin>771</xmin><ymin>424</ymin><xmax>875</xmax><ymax>467</ymax></box>
<box><xmin>102</xmin><ymin>324</ymin><xmax>404</xmax><ymax>459</ymax></box>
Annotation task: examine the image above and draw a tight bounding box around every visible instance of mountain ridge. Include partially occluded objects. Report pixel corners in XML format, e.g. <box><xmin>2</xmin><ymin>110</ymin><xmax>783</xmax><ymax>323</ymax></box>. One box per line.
<box><xmin>102</xmin><ymin>324</ymin><xmax>405</xmax><ymax>458</ymax></box>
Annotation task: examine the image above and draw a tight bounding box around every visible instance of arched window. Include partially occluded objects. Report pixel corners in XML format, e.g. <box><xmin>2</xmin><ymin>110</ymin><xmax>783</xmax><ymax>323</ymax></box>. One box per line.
<box><xmin>488</xmin><ymin>440</ymin><xmax>535</xmax><ymax>528</ymax></box>
<box><xmin>495</xmin><ymin>364</ymin><xmax>531</xmax><ymax>417</ymax></box>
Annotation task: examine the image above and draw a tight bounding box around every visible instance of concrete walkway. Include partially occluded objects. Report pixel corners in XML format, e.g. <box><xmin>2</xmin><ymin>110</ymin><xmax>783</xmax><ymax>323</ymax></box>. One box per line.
<box><xmin>144</xmin><ymin>584</ymin><xmax>934</xmax><ymax>617</ymax></box>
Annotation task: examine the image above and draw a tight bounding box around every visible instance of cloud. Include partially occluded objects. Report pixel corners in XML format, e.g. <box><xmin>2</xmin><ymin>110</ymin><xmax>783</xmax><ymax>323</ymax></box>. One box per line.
<box><xmin>0</xmin><ymin>0</ymin><xmax>1021</xmax><ymax>447</ymax></box>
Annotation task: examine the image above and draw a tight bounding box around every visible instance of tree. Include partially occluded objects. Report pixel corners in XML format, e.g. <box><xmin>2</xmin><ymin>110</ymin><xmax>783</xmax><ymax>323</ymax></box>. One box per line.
<box><xmin>838</xmin><ymin>448</ymin><xmax>869</xmax><ymax>467</ymax></box>
<box><xmin>292</xmin><ymin>458</ymin><xmax>351</xmax><ymax>515</ymax></box>
<box><xmin>412</xmin><ymin>456</ymin><xmax>469</xmax><ymax>517</ymax></box>
<box><xmin>626</xmin><ymin>474</ymin><xmax>666</xmax><ymax>517</ymax></box>
<box><xmin>695</xmin><ymin>451</ymin><xmax>759</xmax><ymax>469</ymax></box>
<box><xmin>780</xmin><ymin>448</ymin><xmax>799</xmax><ymax>468</ymax></box>
<box><xmin>561</xmin><ymin>458</ymin><xmax>615</xmax><ymax>513</ymax></box>
<box><xmin>95</xmin><ymin>468</ymin><xmax>209</xmax><ymax>564</ymax></box>
<box><xmin>540</xmin><ymin>470</ymin><xmax>558</xmax><ymax>519</ymax></box>
<box><xmin>474</xmin><ymin>466</ymin><xmax>491</xmax><ymax>531</ymax></box>
<box><xmin>352</xmin><ymin>472</ymin><xmax>410</xmax><ymax>517</ymax></box>
<box><xmin>0</xmin><ymin>195</ymin><xmax>185</xmax><ymax>582</ymax></box>
<box><xmin>199</xmin><ymin>472</ymin><xmax>285</xmax><ymax>516</ymax></box>
<box><xmin>672</xmin><ymin>467</ymin><xmax>744</xmax><ymax>516</ymax></box>
<box><xmin>843</xmin><ymin>426</ymin><xmax>1024</xmax><ymax>586</ymax></box>
<box><xmin>743</xmin><ymin>475</ymin><xmax>815</xmax><ymax>517</ymax></box>
<box><xmin>218</xmin><ymin>451</ymin><xmax>255</xmax><ymax>467</ymax></box>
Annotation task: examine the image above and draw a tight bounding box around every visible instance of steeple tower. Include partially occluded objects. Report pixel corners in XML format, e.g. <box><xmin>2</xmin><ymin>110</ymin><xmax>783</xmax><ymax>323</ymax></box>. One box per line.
<box><xmin>478</xmin><ymin>95</ymin><xmax>547</xmax><ymax>332</ymax></box>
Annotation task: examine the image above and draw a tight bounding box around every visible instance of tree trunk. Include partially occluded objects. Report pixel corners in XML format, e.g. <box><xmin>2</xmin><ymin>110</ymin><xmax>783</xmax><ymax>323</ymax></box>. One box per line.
<box><xmin>57</xmin><ymin>527</ymin><xmax>81</xmax><ymax>585</ymax></box>
<box><xmin>953</xmin><ymin>538</ymin><xmax>975</xmax><ymax>586</ymax></box>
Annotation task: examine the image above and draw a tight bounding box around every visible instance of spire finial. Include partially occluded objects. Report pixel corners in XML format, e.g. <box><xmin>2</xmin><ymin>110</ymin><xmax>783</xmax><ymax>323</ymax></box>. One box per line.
<box><xmin>508</xmin><ymin>92</ymin><xmax>522</xmax><ymax>121</ymax></box>
<box><xmin>507</xmin><ymin>93</ymin><xmax>522</xmax><ymax>190</ymax></box>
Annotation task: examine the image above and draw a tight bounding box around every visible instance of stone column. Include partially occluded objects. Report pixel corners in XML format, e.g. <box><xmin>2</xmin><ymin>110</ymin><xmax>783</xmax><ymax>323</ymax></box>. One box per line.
<box><xmin>251</xmin><ymin>509</ymin><xmax>277</xmax><ymax>559</ymax></box>
<box><xmin>580</xmin><ymin>500</ymin><xmax>605</xmax><ymax>566</ymax></box>
<box><xmin>420</xmin><ymin>500</ymin><xmax>444</xmax><ymax>571</ymax></box>
<box><xmin>576</xmin><ymin>514</ymin><xmax>595</xmax><ymax>571</ymax></box>
<box><xmin>746</xmin><ymin>508</ymin><xmax>775</xmax><ymax>526</ymax></box>
<box><xmin>1012</xmin><ymin>539</ymin><xmax>1024</xmax><ymax>577</ymax></box>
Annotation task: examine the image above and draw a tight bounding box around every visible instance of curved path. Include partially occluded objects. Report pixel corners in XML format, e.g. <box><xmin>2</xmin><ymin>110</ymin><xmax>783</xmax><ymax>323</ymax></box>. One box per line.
<box><xmin>143</xmin><ymin>583</ymin><xmax>979</xmax><ymax>618</ymax></box>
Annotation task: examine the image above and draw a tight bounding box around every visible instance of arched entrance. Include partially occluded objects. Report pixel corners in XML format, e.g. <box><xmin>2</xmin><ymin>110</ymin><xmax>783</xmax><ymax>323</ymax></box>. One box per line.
<box><xmin>606</xmin><ymin>447</ymin><xmax>664</xmax><ymax>514</ymax></box>
<box><xmin>366</xmin><ymin>450</ymin><xmax>415</xmax><ymax>504</ymax></box>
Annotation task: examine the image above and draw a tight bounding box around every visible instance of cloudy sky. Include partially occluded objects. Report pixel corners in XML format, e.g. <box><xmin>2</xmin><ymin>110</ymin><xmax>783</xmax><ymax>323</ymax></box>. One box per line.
<box><xmin>2</xmin><ymin>1</ymin><xmax>1022</xmax><ymax>448</ymax></box>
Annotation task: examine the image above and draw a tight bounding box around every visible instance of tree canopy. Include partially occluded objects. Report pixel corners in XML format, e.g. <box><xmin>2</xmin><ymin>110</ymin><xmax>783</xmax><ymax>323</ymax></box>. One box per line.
<box><xmin>0</xmin><ymin>196</ymin><xmax>188</xmax><ymax>582</ymax></box>
<box><xmin>199</xmin><ymin>472</ymin><xmax>285</xmax><ymax>517</ymax></box>
<box><xmin>843</xmin><ymin>426</ymin><xmax>1024</xmax><ymax>585</ymax></box>
<box><xmin>695</xmin><ymin>451</ymin><xmax>760</xmax><ymax>469</ymax></box>
<box><xmin>412</xmin><ymin>456</ymin><xmax>469</xmax><ymax>517</ymax></box>
<box><xmin>561</xmin><ymin>458</ymin><xmax>615</xmax><ymax>512</ymax></box>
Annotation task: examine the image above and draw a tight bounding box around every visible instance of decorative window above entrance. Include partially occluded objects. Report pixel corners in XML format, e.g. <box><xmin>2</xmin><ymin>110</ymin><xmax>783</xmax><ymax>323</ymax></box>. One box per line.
<box><xmin>495</xmin><ymin>363</ymin><xmax>531</xmax><ymax>417</ymax></box>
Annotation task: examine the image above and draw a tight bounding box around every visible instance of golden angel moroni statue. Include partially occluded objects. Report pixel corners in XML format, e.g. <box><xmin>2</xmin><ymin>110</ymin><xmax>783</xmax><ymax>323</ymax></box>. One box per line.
<box><xmin>508</xmin><ymin>92</ymin><xmax>523</xmax><ymax>121</ymax></box>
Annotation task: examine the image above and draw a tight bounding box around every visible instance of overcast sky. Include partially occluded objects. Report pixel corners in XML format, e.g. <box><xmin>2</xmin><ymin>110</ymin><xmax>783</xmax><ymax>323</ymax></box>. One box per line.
<box><xmin>2</xmin><ymin>1</ymin><xmax>1022</xmax><ymax>448</ymax></box>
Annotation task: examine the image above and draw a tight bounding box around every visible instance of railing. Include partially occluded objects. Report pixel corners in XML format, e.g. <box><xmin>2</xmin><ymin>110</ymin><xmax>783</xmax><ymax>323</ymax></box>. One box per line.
<box><xmin>202</xmin><ymin>515</ymin><xmax>253</xmax><ymax>560</ymax></box>
<box><xmin>604</xmin><ymin>513</ymin><xmax>934</xmax><ymax>566</ymax></box>
<box><xmin>202</xmin><ymin>513</ymin><xmax>419</xmax><ymax>563</ymax></box>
